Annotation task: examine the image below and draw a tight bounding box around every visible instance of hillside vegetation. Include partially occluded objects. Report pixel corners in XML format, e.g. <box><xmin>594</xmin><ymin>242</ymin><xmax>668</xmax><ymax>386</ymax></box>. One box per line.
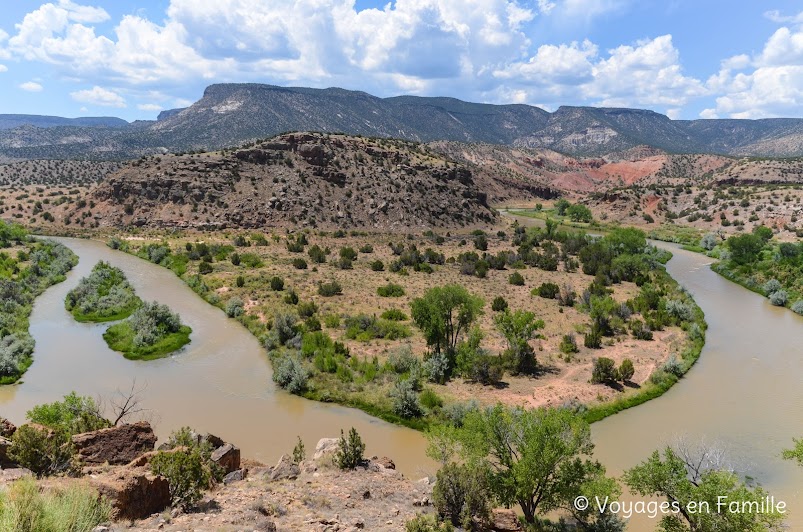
<box><xmin>77</xmin><ymin>132</ymin><xmax>496</xmax><ymax>231</ymax></box>
<box><xmin>2</xmin><ymin>83</ymin><xmax>803</xmax><ymax>160</ymax></box>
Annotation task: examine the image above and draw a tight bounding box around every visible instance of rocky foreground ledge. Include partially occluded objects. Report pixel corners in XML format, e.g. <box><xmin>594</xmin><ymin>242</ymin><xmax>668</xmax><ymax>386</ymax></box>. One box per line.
<box><xmin>0</xmin><ymin>420</ymin><xmax>520</xmax><ymax>531</ymax></box>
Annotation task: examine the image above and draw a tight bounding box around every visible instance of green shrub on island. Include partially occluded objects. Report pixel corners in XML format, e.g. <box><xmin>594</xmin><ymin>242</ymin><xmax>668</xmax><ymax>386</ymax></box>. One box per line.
<box><xmin>103</xmin><ymin>301</ymin><xmax>191</xmax><ymax>360</ymax></box>
<box><xmin>65</xmin><ymin>261</ymin><xmax>142</xmax><ymax>322</ymax></box>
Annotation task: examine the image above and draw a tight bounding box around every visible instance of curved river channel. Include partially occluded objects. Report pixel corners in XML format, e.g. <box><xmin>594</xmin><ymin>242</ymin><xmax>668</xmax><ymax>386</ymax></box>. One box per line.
<box><xmin>1</xmin><ymin>236</ymin><xmax>801</xmax><ymax>529</ymax></box>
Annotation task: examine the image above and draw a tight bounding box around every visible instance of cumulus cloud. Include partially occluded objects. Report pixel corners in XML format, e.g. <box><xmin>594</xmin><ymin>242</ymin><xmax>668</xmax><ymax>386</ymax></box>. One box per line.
<box><xmin>70</xmin><ymin>85</ymin><xmax>126</xmax><ymax>107</ymax></box>
<box><xmin>1</xmin><ymin>0</ymin><xmax>543</xmax><ymax>94</ymax></box>
<box><xmin>764</xmin><ymin>10</ymin><xmax>803</xmax><ymax>26</ymax></box>
<box><xmin>1</xmin><ymin>0</ymin><xmax>801</xmax><ymax>119</ymax></box>
<box><xmin>705</xmin><ymin>13</ymin><xmax>803</xmax><ymax>118</ymax></box>
<box><xmin>0</xmin><ymin>65</ymin><xmax>7</xmax><ymax>73</ymax></box>
<box><xmin>492</xmin><ymin>34</ymin><xmax>705</xmax><ymax>112</ymax></box>
<box><xmin>19</xmin><ymin>81</ymin><xmax>43</xmax><ymax>92</ymax></box>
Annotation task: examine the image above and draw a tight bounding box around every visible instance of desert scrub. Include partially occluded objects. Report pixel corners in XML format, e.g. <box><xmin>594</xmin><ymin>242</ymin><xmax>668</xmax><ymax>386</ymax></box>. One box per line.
<box><xmin>8</xmin><ymin>392</ymin><xmax>111</xmax><ymax>477</ymax></box>
<box><xmin>0</xmin><ymin>477</ymin><xmax>112</xmax><ymax>532</ymax></box>
<box><xmin>150</xmin><ymin>448</ymin><xmax>214</xmax><ymax>509</ymax></box>
<box><xmin>65</xmin><ymin>261</ymin><xmax>142</xmax><ymax>322</ymax></box>
<box><xmin>0</xmin><ymin>221</ymin><xmax>77</xmax><ymax>384</ymax></box>
<box><xmin>344</xmin><ymin>314</ymin><xmax>411</xmax><ymax>341</ymax></box>
<box><xmin>103</xmin><ymin>301</ymin><xmax>191</xmax><ymax>360</ymax></box>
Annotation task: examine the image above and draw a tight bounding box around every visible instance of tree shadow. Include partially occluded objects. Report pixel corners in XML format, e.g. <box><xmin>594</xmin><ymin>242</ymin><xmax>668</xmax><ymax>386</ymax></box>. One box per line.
<box><xmin>623</xmin><ymin>380</ymin><xmax>641</xmax><ymax>389</ymax></box>
<box><xmin>604</xmin><ymin>380</ymin><xmax>624</xmax><ymax>392</ymax></box>
<box><xmin>530</xmin><ymin>364</ymin><xmax>562</xmax><ymax>379</ymax></box>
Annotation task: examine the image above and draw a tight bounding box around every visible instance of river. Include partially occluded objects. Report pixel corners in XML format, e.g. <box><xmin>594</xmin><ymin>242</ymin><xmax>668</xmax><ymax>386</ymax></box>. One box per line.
<box><xmin>2</xmin><ymin>234</ymin><xmax>801</xmax><ymax>530</ymax></box>
<box><xmin>0</xmin><ymin>237</ymin><xmax>435</xmax><ymax>480</ymax></box>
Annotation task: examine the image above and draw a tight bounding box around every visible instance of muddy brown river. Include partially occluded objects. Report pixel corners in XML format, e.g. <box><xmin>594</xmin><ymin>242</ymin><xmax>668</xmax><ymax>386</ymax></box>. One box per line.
<box><xmin>0</xmin><ymin>237</ymin><xmax>435</xmax><ymax>479</ymax></box>
<box><xmin>1</xmin><ymin>235</ymin><xmax>801</xmax><ymax>530</ymax></box>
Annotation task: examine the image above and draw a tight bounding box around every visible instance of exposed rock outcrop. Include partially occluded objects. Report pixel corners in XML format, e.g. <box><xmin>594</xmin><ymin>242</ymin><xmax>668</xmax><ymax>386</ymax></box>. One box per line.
<box><xmin>0</xmin><ymin>417</ymin><xmax>17</xmax><ymax>438</ymax></box>
<box><xmin>71</xmin><ymin>422</ymin><xmax>157</xmax><ymax>465</ymax></box>
<box><xmin>313</xmin><ymin>437</ymin><xmax>340</xmax><ymax>462</ymax></box>
<box><xmin>210</xmin><ymin>442</ymin><xmax>240</xmax><ymax>474</ymax></box>
<box><xmin>82</xmin><ymin>133</ymin><xmax>497</xmax><ymax>231</ymax></box>
<box><xmin>88</xmin><ymin>467</ymin><xmax>171</xmax><ymax>520</ymax></box>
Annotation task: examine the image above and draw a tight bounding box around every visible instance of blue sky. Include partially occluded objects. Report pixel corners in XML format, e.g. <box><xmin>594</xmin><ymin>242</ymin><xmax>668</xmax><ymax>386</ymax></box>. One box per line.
<box><xmin>0</xmin><ymin>0</ymin><xmax>801</xmax><ymax>121</ymax></box>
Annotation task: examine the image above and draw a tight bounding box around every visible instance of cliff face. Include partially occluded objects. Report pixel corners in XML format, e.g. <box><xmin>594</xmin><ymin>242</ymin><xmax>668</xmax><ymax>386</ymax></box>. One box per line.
<box><xmin>83</xmin><ymin>132</ymin><xmax>497</xmax><ymax>230</ymax></box>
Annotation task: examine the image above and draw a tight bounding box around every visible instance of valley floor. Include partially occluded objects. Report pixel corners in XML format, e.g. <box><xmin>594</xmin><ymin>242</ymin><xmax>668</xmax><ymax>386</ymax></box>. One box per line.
<box><xmin>88</xmin><ymin>220</ymin><xmax>702</xmax><ymax>427</ymax></box>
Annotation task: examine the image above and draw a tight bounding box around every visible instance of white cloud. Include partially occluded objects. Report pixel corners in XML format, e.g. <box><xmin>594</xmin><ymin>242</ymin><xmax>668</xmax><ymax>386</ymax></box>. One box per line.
<box><xmin>19</xmin><ymin>81</ymin><xmax>43</xmax><ymax>92</ymax></box>
<box><xmin>1</xmin><ymin>0</ymin><xmax>544</xmax><ymax>92</ymax></box>
<box><xmin>699</xmin><ymin>108</ymin><xmax>718</xmax><ymax>119</ymax></box>
<box><xmin>0</xmin><ymin>65</ymin><xmax>7</xmax><ymax>73</ymax></box>
<box><xmin>492</xmin><ymin>34</ymin><xmax>705</xmax><ymax>110</ymax></box>
<box><xmin>56</xmin><ymin>0</ymin><xmax>110</xmax><ymax>24</ymax></box>
<box><xmin>704</xmin><ymin>16</ymin><xmax>803</xmax><ymax>118</ymax></box>
<box><xmin>495</xmin><ymin>40</ymin><xmax>597</xmax><ymax>85</ymax></box>
<box><xmin>70</xmin><ymin>85</ymin><xmax>126</xmax><ymax>107</ymax></box>
<box><xmin>764</xmin><ymin>10</ymin><xmax>803</xmax><ymax>27</ymax></box>
<box><xmin>589</xmin><ymin>35</ymin><xmax>706</xmax><ymax>107</ymax></box>
<box><xmin>2</xmin><ymin>0</ymin><xmax>800</xmax><ymax>119</ymax></box>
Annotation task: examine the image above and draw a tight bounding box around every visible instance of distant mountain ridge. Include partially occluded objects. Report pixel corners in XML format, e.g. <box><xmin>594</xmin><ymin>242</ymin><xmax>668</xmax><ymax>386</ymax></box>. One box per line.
<box><xmin>0</xmin><ymin>114</ymin><xmax>129</xmax><ymax>130</ymax></box>
<box><xmin>1</xmin><ymin>83</ymin><xmax>803</xmax><ymax>159</ymax></box>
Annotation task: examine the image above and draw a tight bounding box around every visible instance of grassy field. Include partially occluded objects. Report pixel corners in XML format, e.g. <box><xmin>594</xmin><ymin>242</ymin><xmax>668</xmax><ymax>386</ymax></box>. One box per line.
<box><xmin>103</xmin><ymin>323</ymin><xmax>192</xmax><ymax>361</ymax></box>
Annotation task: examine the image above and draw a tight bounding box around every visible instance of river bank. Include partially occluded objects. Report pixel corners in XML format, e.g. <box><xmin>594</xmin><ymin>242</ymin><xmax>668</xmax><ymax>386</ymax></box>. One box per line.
<box><xmin>100</xmin><ymin>224</ymin><xmax>705</xmax><ymax>432</ymax></box>
<box><xmin>0</xmin><ymin>237</ymin><xmax>435</xmax><ymax>480</ymax></box>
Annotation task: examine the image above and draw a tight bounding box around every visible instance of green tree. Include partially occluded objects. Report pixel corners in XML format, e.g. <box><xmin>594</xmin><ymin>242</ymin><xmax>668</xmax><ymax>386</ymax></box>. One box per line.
<box><xmin>432</xmin><ymin>462</ymin><xmax>491</xmax><ymax>529</ymax></box>
<box><xmin>27</xmin><ymin>392</ymin><xmax>110</xmax><ymax>436</ymax></box>
<box><xmin>602</xmin><ymin>227</ymin><xmax>647</xmax><ymax>256</ymax></box>
<box><xmin>752</xmin><ymin>225</ymin><xmax>773</xmax><ymax>242</ymax></box>
<box><xmin>589</xmin><ymin>295</ymin><xmax>618</xmax><ymax>336</ymax></box>
<box><xmin>726</xmin><ymin>233</ymin><xmax>764</xmax><ymax>265</ymax></box>
<box><xmin>335</xmin><ymin>427</ymin><xmax>365</xmax><ymax>470</ymax></box>
<box><xmin>441</xmin><ymin>405</ymin><xmax>621</xmax><ymax>527</ymax></box>
<box><xmin>618</xmin><ymin>358</ymin><xmax>635</xmax><ymax>382</ymax></box>
<box><xmin>555</xmin><ymin>198</ymin><xmax>571</xmax><ymax>216</ymax></box>
<box><xmin>783</xmin><ymin>438</ymin><xmax>803</xmax><ymax>467</ymax></box>
<box><xmin>493</xmin><ymin>309</ymin><xmax>544</xmax><ymax>374</ymax></box>
<box><xmin>591</xmin><ymin>357</ymin><xmax>618</xmax><ymax>384</ymax></box>
<box><xmin>624</xmin><ymin>447</ymin><xmax>786</xmax><ymax>532</ymax></box>
<box><xmin>411</xmin><ymin>285</ymin><xmax>484</xmax><ymax>356</ymax></box>
<box><xmin>566</xmin><ymin>204</ymin><xmax>593</xmax><ymax>223</ymax></box>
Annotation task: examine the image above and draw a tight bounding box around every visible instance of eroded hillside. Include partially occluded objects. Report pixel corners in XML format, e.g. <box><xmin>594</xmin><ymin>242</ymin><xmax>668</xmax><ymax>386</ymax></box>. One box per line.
<box><xmin>80</xmin><ymin>133</ymin><xmax>497</xmax><ymax>231</ymax></box>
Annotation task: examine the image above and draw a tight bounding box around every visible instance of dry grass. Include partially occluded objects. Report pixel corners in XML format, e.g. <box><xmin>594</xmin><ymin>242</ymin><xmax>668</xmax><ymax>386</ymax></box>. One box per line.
<box><xmin>119</xmin><ymin>224</ymin><xmax>688</xmax><ymax>411</ymax></box>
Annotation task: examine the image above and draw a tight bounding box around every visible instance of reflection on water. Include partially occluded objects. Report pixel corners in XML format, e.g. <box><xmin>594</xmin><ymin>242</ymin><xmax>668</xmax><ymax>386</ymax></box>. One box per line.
<box><xmin>0</xmin><ymin>238</ymin><xmax>435</xmax><ymax>479</ymax></box>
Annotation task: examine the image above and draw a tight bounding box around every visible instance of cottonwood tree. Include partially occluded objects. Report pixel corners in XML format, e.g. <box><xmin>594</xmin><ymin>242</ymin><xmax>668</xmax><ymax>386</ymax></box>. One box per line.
<box><xmin>411</xmin><ymin>285</ymin><xmax>483</xmax><ymax>357</ymax></box>
<box><xmin>624</xmin><ymin>439</ymin><xmax>786</xmax><ymax>532</ymax></box>
<box><xmin>431</xmin><ymin>404</ymin><xmax>622</xmax><ymax>529</ymax></box>
<box><xmin>493</xmin><ymin>309</ymin><xmax>544</xmax><ymax>374</ymax></box>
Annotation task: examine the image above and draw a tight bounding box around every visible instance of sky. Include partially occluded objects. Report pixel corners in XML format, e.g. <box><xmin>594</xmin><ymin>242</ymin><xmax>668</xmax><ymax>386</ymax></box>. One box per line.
<box><xmin>0</xmin><ymin>0</ymin><xmax>801</xmax><ymax>122</ymax></box>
